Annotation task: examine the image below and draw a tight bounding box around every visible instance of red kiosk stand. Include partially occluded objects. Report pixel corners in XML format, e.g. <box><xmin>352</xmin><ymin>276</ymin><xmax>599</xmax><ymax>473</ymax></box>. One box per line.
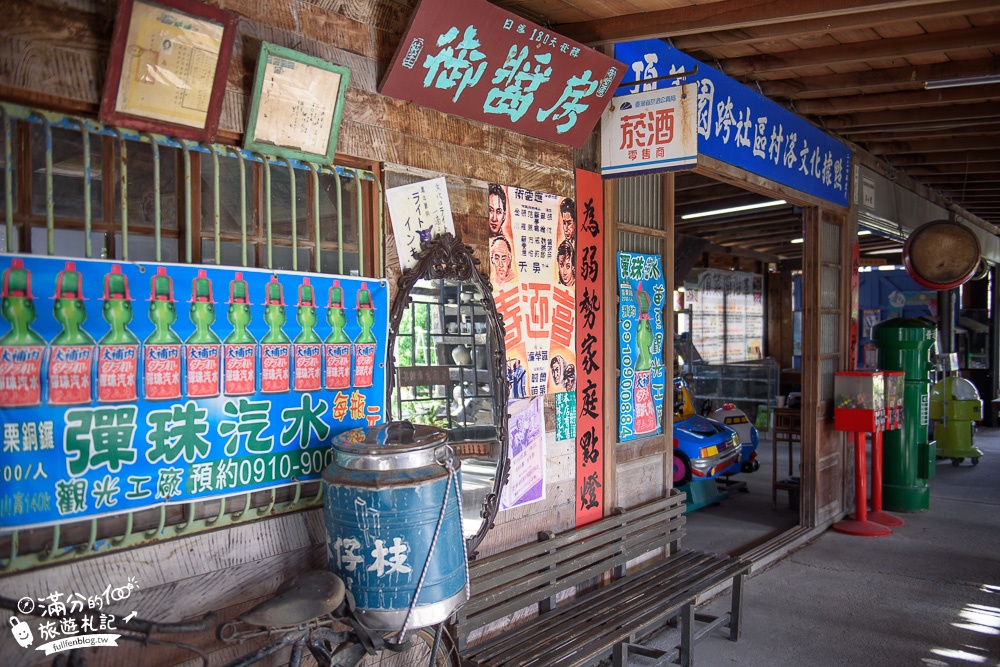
<box><xmin>832</xmin><ymin>371</ymin><xmax>902</xmax><ymax>537</ymax></box>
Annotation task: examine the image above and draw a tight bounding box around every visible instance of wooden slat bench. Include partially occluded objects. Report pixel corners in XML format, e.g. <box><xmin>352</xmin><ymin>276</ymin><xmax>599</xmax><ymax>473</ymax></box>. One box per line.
<box><xmin>456</xmin><ymin>490</ymin><xmax>750</xmax><ymax>667</ymax></box>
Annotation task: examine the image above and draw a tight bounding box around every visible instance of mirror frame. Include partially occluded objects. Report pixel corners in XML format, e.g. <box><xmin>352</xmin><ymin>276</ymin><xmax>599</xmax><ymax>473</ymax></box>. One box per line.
<box><xmin>386</xmin><ymin>232</ymin><xmax>510</xmax><ymax>558</ymax></box>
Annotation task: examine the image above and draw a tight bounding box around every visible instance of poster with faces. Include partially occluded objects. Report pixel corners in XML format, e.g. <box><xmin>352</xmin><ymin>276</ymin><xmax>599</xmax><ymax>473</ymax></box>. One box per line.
<box><xmin>488</xmin><ymin>184</ymin><xmax>576</xmax><ymax>398</ymax></box>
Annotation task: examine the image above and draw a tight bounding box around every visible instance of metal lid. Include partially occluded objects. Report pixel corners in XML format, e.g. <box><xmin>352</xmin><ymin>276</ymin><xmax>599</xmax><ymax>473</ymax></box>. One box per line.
<box><xmin>331</xmin><ymin>421</ymin><xmax>450</xmax><ymax>471</ymax></box>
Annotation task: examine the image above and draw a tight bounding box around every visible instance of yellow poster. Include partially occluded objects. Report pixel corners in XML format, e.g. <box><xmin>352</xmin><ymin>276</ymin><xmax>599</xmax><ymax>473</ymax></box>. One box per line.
<box><xmin>115</xmin><ymin>1</ymin><xmax>224</xmax><ymax>128</ymax></box>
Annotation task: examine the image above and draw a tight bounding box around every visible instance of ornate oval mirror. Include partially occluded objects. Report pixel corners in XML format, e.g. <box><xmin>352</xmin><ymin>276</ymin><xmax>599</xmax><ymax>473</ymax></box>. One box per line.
<box><xmin>386</xmin><ymin>233</ymin><xmax>510</xmax><ymax>557</ymax></box>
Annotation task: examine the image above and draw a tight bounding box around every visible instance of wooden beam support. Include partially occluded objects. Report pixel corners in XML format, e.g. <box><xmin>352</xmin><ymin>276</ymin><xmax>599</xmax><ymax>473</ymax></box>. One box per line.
<box><xmin>671</xmin><ymin>1</ymin><xmax>997</xmax><ymax>52</ymax></box>
<box><xmin>825</xmin><ymin>102</ymin><xmax>999</xmax><ymax>130</ymax></box>
<box><xmin>887</xmin><ymin>150</ymin><xmax>1000</xmax><ymax>166</ymax></box>
<box><xmin>552</xmin><ymin>0</ymin><xmax>958</xmax><ymax>47</ymax></box>
<box><xmin>720</xmin><ymin>26</ymin><xmax>1000</xmax><ymax>77</ymax></box>
<box><xmin>758</xmin><ymin>57</ymin><xmax>1000</xmax><ymax>98</ymax></box>
<box><xmin>793</xmin><ymin>84</ymin><xmax>1000</xmax><ymax>116</ymax></box>
<box><xmin>866</xmin><ymin>136</ymin><xmax>1000</xmax><ymax>155</ymax></box>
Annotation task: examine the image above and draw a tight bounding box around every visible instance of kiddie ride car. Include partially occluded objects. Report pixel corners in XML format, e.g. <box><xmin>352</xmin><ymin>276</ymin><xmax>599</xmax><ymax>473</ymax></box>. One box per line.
<box><xmin>672</xmin><ymin>377</ymin><xmax>759</xmax><ymax>489</ymax></box>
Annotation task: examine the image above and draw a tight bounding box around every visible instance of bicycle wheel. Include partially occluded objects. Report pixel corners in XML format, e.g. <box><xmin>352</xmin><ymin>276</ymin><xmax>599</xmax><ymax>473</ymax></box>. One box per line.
<box><xmin>359</xmin><ymin>626</ymin><xmax>459</xmax><ymax>667</ymax></box>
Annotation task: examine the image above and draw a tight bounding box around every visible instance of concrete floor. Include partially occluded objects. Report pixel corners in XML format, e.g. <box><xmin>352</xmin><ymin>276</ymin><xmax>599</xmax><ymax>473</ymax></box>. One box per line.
<box><xmin>681</xmin><ymin>427</ymin><xmax>801</xmax><ymax>557</ymax></box>
<box><xmin>642</xmin><ymin>426</ymin><xmax>1000</xmax><ymax>666</ymax></box>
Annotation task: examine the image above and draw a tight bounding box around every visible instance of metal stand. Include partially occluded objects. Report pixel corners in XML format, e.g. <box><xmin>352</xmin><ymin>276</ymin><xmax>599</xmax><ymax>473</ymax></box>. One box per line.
<box><xmin>833</xmin><ymin>432</ymin><xmax>891</xmax><ymax>537</ymax></box>
<box><xmin>868</xmin><ymin>430</ymin><xmax>904</xmax><ymax>527</ymax></box>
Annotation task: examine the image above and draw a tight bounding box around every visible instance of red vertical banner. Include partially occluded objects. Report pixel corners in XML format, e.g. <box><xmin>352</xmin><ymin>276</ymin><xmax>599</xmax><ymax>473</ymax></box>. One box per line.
<box><xmin>575</xmin><ymin>169</ymin><xmax>605</xmax><ymax>526</ymax></box>
<box><xmin>849</xmin><ymin>242</ymin><xmax>860</xmax><ymax>370</ymax></box>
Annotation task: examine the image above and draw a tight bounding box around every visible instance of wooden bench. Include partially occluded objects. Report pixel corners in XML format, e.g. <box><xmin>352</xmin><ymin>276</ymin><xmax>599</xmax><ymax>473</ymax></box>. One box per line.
<box><xmin>455</xmin><ymin>490</ymin><xmax>749</xmax><ymax>667</ymax></box>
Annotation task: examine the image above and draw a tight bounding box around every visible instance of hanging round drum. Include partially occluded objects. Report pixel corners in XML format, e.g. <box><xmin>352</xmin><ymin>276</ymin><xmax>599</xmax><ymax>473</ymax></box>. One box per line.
<box><xmin>322</xmin><ymin>421</ymin><xmax>468</xmax><ymax>633</ymax></box>
<box><xmin>903</xmin><ymin>220</ymin><xmax>981</xmax><ymax>291</ymax></box>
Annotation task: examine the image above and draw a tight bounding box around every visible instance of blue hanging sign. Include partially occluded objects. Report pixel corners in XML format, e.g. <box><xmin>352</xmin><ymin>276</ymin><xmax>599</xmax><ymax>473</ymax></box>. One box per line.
<box><xmin>0</xmin><ymin>255</ymin><xmax>388</xmax><ymax>529</ymax></box>
<box><xmin>614</xmin><ymin>40</ymin><xmax>851</xmax><ymax>207</ymax></box>
<box><xmin>617</xmin><ymin>252</ymin><xmax>666</xmax><ymax>442</ymax></box>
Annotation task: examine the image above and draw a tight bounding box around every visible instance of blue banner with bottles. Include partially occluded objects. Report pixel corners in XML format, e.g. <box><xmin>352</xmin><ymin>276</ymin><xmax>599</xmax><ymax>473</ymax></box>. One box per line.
<box><xmin>617</xmin><ymin>252</ymin><xmax>666</xmax><ymax>442</ymax></box>
<box><xmin>0</xmin><ymin>255</ymin><xmax>388</xmax><ymax>529</ymax></box>
<box><xmin>614</xmin><ymin>39</ymin><xmax>851</xmax><ymax>208</ymax></box>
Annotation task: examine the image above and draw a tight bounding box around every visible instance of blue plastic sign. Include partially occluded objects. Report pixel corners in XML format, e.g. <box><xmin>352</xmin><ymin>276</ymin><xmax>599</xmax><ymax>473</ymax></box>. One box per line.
<box><xmin>614</xmin><ymin>40</ymin><xmax>851</xmax><ymax>207</ymax></box>
<box><xmin>0</xmin><ymin>255</ymin><xmax>388</xmax><ymax>529</ymax></box>
<box><xmin>617</xmin><ymin>252</ymin><xmax>666</xmax><ymax>442</ymax></box>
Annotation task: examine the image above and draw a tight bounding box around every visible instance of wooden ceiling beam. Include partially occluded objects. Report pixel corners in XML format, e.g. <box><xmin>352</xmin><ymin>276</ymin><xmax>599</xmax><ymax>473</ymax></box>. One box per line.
<box><xmin>678</xmin><ymin>233</ymin><xmax>782</xmax><ymax>263</ymax></box>
<box><xmin>935</xmin><ymin>183</ymin><xmax>1000</xmax><ymax>192</ymax></box>
<box><xmin>911</xmin><ymin>173</ymin><xmax>1000</xmax><ymax>184</ymax></box>
<box><xmin>698</xmin><ymin>231</ymin><xmax>802</xmax><ymax>248</ymax></box>
<box><xmin>793</xmin><ymin>84</ymin><xmax>1000</xmax><ymax>115</ymax></box>
<box><xmin>842</xmin><ymin>118</ymin><xmax>997</xmax><ymax>136</ymax></box>
<box><xmin>887</xmin><ymin>150</ymin><xmax>1000</xmax><ymax>166</ymax></box>
<box><xmin>670</xmin><ymin>1</ymin><xmax>998</xmax><ymax>51</ymax></box>
<box><xmin>937</xmin><ymin>192</ymin><xmax>1000</xmax><ymax>200</ymax></box>
<box><xmin>552</xmin><ymin>0</ymin><xmax>957</xmax><ymax>47</ymax></box>
<box><xmin>674</xmin><ymin>206</ymin><xmax>797</xmax><ymax>228</ymax></box>
<box><xmin>866</xmin><ymin>135</ymin><xmax>1000</xmax><ymax>154</ymax></box>
<box><xmin>824</xmin><ymin>102</ymin><xmax>998</xmax><ymax>129</ymax></box>
<box><xmin>676</xmin><ymin>214</ymin><xmax>800</xmax><ymax>234</ymax></box>
<box><xmin>905</xmin><ymin>162</ymin><xmax>1000</xmax><ymax>175</ymax></box>
<box><xmin>719</xmin><ymin>26</ymin><xmax>1000</xmax><ymax>77</ymax></box>
<box><xmin>674</xmin><ymin>174</ymin><xmax>722</xmax><ymax>191</ymax></box>
<box><xmin>758</xmin><ymin>57</ymin><xmax>1000</xmax><ymax>98</ymax></box>
<box><xmin>675</xmin><ymin>190</ymin><xmax>777</xmax><ymax>211</ymax></box>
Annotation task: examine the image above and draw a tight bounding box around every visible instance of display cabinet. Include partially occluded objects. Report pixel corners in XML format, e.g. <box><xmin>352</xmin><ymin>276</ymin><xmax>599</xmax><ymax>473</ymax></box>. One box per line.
<box><xmin>689</xmin><ymin>359</ymin><xmax>778</xmax><ymax>426</ymax></box>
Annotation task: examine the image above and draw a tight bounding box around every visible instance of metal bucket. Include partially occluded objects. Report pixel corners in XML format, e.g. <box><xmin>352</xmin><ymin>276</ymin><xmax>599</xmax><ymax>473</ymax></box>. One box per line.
<box><xmin>322</xmin><ymin>421</ymin><xmax>467</xmax><ymax>632</ymax></box>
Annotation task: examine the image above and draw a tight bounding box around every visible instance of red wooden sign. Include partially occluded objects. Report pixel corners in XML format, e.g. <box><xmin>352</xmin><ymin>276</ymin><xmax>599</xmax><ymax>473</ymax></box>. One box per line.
<box><xmin>380</xmin><ymin>0</ymin><xmax>626</xmax><ymax>149</ymax></box>
<box><xmin>575</xmin><ymin>169</ymin><xmax>605</xmax><ymax>526</ymax></box>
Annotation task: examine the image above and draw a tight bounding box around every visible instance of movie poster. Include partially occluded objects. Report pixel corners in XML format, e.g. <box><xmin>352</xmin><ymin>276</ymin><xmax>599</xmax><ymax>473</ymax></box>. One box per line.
<box><xmin>488</xmin><ymin>184</ymin><xmax>576</xmax><ymax>397</ymax></box>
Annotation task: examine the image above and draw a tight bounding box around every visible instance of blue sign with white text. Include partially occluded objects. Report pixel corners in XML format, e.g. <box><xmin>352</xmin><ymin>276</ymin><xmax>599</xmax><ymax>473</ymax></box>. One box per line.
<box><xmin>617</xmin><ymin>253</ymin><xmax>666</xmax><ymax>442</ymax></box>
<box><xmin>614</xmin><ymin>40</ymin><xmax>851</xmax><ymax>207</ymax></box>
<box><xmin>0</xmin><ymin>255</ymin><xmax>388</xmax><ymax>529</ymax></box>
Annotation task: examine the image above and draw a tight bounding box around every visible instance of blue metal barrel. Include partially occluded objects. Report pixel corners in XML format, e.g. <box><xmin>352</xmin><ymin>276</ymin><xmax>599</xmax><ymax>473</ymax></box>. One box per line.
<box><xmin>322</xmin><ymin>421</ymin><xmax>467</xmax><ymax>631</ymax></box>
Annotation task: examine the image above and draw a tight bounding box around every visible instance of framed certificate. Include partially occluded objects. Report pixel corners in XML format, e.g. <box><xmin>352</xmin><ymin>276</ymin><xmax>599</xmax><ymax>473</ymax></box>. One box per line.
<box><xmin>244</xmin><ymin>43</ymin><xmax>351</xmax><ymax>164</ymax></box>
<box><xmin>99</xmin><ymin>0</ymin><xmax>236</xmax><ymax>142</ymax></box>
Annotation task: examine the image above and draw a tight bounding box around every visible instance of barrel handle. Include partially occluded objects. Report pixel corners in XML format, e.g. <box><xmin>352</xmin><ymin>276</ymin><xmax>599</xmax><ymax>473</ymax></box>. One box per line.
<box><xmin>398</xmin><ymin>451</ymin><xmax>469</xmax><ymax>643</ymax></box>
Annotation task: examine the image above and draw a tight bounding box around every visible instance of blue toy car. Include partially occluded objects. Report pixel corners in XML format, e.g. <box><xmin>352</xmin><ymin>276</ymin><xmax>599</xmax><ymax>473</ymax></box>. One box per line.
<box><xmin>710</xmin><ymin>404</ymin><xmax>761</xmax><ymax>475</ymax></box>
<box><xmin>672</xmin><ymin>378</ymin><xmax>742</xmax><ymax>486</ymax></box>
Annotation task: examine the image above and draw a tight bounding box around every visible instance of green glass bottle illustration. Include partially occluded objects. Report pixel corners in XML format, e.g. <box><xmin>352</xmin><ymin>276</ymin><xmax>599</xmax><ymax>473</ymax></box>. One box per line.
<box><xmin>224</xmin><ymin>272</ymin><xmax>256</xmax><ymax>396</ymax></box>
<box><xmin>48</xmin><ymin>261</ymin><xmax>95</xmax><ymax>405</ymax></box>
<box><xmin>293</xmin><ymin>278</ymin><xmax>322</xmax><ymax>392</ymax></box>
<box><xmin>0</xmin><ymin>259</ymin><xmax>45</xmax><ymax>407</ymax></box>
<box><xmin>261</xmin><ymin>276</ymin><xmax>291</xmax><ymax>393</ymax></box>
<box><xmin>186</xmin><ymin>269</ymin><xmax>221</xmax><ymax>398</ymax></box>
<box><xmin>352</xmin><ymin>282</ymin><xmax>376</xmax><ymax>389</ymax></box>
<box><xmin>98</xmin><ymin>264</ymin><xmax>139</xmax><ymax>403</ymax></box>
<box><xmin>633</xmin><ymin>281</ymin><xmax>657</xmax><ymax>435</ymax></box>
<box><xmin>144</xmin><ymin>266</ymin><xmax>182</xmax><ymax>400</ymax></box>
<box><xmin>325</xmin><ymin>280</ymin><xmax>351</xmax><ymax>390</ymax></box>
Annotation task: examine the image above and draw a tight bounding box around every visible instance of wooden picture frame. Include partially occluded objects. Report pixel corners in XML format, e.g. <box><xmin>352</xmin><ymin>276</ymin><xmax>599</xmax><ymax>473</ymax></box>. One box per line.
<box><xmin>99</xmin><ymin>0</ymin><xmax>236</xmax><ymax>142</ymax></box>
<box><xmin>243</xmin><ymin>43</ymin><xmax>351</xmax><ymax>165</ymax></box>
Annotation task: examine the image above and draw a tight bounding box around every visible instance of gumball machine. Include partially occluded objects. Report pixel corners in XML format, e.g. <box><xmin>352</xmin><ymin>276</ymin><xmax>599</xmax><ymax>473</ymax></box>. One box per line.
<box><xmin>883</xmin><ymin>371</ymin><xmax>905</xmax><ymax>431</ymax></box>
<box><xmin>833</xmin><ymin>371</ymin><xmax>899</xmax><ymax>536</ymax></box>
<box><xmin>834</xmin><ymin>371</ymin><xmax>885</xmax><ymax>433</ymax></box>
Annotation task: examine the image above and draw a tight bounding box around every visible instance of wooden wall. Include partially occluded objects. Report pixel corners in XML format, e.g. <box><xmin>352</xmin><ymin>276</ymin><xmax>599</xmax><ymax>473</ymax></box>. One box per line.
<box><xmin>0</xmin><ymin>1</ymin><xmax>587</xmax><ymax>664</ymax></box>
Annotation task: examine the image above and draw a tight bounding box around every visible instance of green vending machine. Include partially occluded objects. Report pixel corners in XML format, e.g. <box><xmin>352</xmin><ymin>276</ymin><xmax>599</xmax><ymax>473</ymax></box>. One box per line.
<box><xmin>872</xmin><ymin>318</ymin><xmax>936</xmax><ymax>512</ymax></box>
